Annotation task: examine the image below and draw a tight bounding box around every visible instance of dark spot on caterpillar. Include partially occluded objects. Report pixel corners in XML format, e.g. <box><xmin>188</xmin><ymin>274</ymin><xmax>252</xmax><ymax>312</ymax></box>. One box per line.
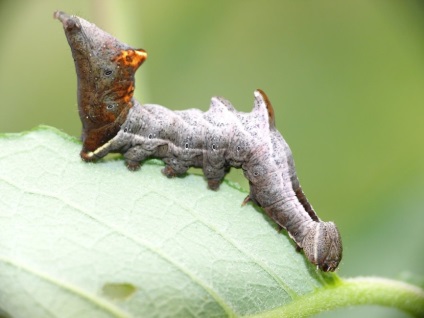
<box><xmin>55</xmin><ymin>11</ymin><xmax>342</xmax><ymax>271</ymax></box>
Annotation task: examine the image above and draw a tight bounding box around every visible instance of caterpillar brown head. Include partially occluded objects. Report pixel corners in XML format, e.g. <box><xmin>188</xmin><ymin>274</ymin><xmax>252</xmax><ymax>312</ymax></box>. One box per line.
<box><xmin>54</xmin><ymin>11</ymin><xmax>147</xmax><ymax>160</ymax></box>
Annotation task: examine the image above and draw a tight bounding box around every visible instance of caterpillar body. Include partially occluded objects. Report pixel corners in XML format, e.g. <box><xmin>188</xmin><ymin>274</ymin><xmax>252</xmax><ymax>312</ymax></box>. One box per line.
<box><xmin>55</xmin><ymin>11</ymin><xmax>342</xmax><ymax>271</ymax></box>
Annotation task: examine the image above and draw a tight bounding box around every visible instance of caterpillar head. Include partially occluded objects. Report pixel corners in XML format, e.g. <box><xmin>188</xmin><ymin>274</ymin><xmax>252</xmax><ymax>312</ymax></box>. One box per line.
<box><xmin>54</xmin><ymin>11</ymin><xmax>147</xmax><ymax>160</ymax></box>
<box><xmin>302</xmin><ymin>221</ymin><xmax>342</xmax><ymax>272</ymax></box>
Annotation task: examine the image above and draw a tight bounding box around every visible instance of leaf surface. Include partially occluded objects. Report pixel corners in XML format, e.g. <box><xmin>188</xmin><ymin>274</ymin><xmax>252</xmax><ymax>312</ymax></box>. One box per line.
<box><xmin>0</xmin><ymin>126</ymin><xmax>336</xmax><ymax>318</ymax></box>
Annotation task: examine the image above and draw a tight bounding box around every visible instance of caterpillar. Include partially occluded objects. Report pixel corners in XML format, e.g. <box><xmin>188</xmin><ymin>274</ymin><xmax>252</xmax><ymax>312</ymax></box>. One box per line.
<box><xmin>55</xmin><ymin>11</ymin><xmax>342</xmax><ymax>272</ymax></box>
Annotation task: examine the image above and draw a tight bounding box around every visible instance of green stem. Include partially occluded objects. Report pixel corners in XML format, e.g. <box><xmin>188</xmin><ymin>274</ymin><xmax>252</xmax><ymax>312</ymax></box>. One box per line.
<box><xmin>247</xmin><ymin>277</ymin><xmax>424</xmax><ymax>318</ymax></box>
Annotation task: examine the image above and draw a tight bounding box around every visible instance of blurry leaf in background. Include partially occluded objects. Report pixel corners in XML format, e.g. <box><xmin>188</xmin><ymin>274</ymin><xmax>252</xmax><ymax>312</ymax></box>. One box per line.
<box><xmin>0</xmin><ymin>1</ymin><xmax>423</xmax><ymax>317</ymax></box>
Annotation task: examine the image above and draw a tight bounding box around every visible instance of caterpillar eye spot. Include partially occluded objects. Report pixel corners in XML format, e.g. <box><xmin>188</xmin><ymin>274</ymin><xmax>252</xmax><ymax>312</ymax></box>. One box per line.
<box><xmin>148</xmin><ymin>134</ymin><xmax>153</xmax><ymax>139</ymax></box>
<box><xmin>123</xmin><ymin>128</ymin><xmax>128</xmax><ymax>133</ymax></box>
<box><xmin>185</xmin><ymin>143</ymin><xmax>189</xmax><ymax>149</ymax></box>
<box><xmin>212</xmin><ymin>144</ymin><xmax>217</xmax><ymax>150</ymax></box>
<box><xmin>104</xmin><ymin>69</ymin><xmax>113</xmax><ymax>76</ymax></box>
<box><xmin>106</xmin><ymin>104</ymin><xmax>115</xmax><ymax>110</ymax></box>
<box><xmin>253</xmin><ymin>172</ymin><xmax>259</xmax><ymax>177</ymax></box>
<box><xmin>236</xmin><ymin>146</ymin><xmax>241</xmax><ymax>151</ymax></box>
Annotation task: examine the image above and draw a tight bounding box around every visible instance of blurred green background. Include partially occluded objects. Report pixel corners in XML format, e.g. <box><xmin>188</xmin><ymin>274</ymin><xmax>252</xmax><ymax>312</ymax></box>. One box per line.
<box><xmin>1</xmin><ymin>1</ymin><xmax>423</xmax><ymax>317</ymax></box>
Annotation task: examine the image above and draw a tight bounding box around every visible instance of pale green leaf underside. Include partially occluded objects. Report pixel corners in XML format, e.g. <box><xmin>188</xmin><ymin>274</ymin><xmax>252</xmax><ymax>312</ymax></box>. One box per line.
<box><xmin>0</xmin><ymin>126</ymin><xmax>337</xmax><ymax>318</ymax></box>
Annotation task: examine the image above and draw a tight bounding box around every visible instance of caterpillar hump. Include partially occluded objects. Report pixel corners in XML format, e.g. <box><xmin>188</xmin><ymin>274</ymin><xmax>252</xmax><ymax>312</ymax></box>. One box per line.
<box><xmin>56</xmin><ymin>11</ymin><xmax>342</xmax><ymax>271</ymax></box>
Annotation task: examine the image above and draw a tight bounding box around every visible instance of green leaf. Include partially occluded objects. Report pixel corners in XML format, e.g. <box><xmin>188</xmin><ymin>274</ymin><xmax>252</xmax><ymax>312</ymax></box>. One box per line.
<box><xmin>0</xmin><ymin>126</ymin><xmax>423</xmax><ymax>318</ymax></box>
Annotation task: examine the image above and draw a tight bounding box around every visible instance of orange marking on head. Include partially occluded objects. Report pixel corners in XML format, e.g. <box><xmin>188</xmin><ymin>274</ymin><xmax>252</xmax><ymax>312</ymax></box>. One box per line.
<box><xmin>123</xmin><ymin>84</ymin><xmax>135</xmax><ymax>103</ymax></box>
<box><xmin>115</xmin><ymin>49</ymin><xmax>147</xmax><ymax>69</ymax></box>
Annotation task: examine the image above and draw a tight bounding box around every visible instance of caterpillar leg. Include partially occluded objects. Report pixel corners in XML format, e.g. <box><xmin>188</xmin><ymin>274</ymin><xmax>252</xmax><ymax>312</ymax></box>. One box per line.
<box><xmin>125</xmin><ymin>159</ymin><xmax>141</xmax><ymax>171</ymax></box>
<box><xmin>203</xmin><ymin>166</ymin><xmax>228</xmax><ymax>191</ymax></box>
<box><xmin>241</xmin><ymin>195</ymin><xmax>251</xmax><ymax>206</ymax></box>
<box><xmin>80</xmin><ymin>137</ymin><xmax>118</xmax><ymax>162</ymax></box>
<box><xmin>80</xmin><ymin>150</ymin><xmax>99</xmax><ymax>162</ymax></box>
<box><xmin>207</xmin><ymin>179</ymin><xmax>222</xmax><ymax>191</ymax></box>
<box><xmin>124</xmin><ymin>146</ymin><xmax>150</xmax><ymax>172</ymax></box>
<box><xmin>161</xmin><ymin>163</ymin><xmax>189</xmax><ymax>178</ymax></box>
<box><xmin>162</xmin><ymin>165</ymin><xmax>178</xmax><ymax>178</ymax></box>
<box><xmin>241</xmin><ymin>194</ymin><xmax>260</xmax><ymax>207</ymax></box>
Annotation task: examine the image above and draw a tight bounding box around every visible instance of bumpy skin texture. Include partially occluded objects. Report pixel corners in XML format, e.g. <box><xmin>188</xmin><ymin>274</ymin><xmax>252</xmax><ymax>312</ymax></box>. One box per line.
<box><xmin>88</xmin><ymin>92</ymin><xmax>343</xmax><ymax>271</ymax></box>
<box><xmin>56</xmin><ymin>12</ymin><xmax>342</xmax><ymax>271</ymax></box>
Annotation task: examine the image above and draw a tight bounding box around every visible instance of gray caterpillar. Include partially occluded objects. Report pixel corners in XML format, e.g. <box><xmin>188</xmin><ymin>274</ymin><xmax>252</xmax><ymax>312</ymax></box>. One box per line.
<box><xmin>55</xmin><ymin>11</ymin><xmax>342</xmax><ymax>271</ymax></box>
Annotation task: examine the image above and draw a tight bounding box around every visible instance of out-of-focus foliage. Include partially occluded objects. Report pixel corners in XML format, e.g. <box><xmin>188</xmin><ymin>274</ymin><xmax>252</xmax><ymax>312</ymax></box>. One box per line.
<box><xmin>0</xmin><ymin>2</ymin><xmax>423</xmax><ymax>317</ymax></box>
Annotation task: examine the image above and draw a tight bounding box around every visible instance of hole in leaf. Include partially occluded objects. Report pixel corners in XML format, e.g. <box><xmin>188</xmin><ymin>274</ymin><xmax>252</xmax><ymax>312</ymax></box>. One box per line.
<box><xmin>102</xmin><ymin>282</ymin><xmax>137</xmax><ymax>301</ymax></box>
